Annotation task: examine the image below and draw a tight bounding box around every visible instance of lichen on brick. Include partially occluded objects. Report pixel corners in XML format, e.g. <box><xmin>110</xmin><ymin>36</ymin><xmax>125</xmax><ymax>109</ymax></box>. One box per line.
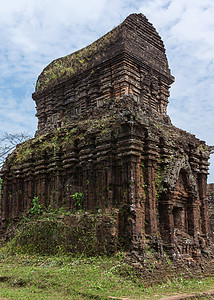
<box><xmin>1</xmin><ymin>13</ymin><xmax>213</xmax><ymax>260</ymax></box>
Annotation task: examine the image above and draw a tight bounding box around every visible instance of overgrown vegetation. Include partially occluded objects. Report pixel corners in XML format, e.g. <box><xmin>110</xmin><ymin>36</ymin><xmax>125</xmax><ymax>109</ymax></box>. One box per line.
<box><xmin>29</xmin><ymin>196</ymin><xmax>42</xmax><ymax>216</ymax></box>
<box><xmin>8</xmin><ymin>112</ymin><xmax>117</xmax><ymax>167</ymax></box>
<box><xmin>8</xmin><ymin>218</ymin><xmax>67</xmax><ymax>255</ymax></box>
<box><xmin>0</xmin><ymin>251</ymin><xmax>213</xmax><ymax>300</ymax></box>
<box><xmin>1</xmin><ymin>194</ymin><xmax>214</xmax><ymax>299</ymax></box>
<box><xmin>72</xmin><ymin>192</ymin><xmax>84</xmax><ymax>210</ymax></box>
<box><xmin>28</xmin><ymin>196</ymin><xmax>71</xmax><ymax>218</ymax></box>
<box><xmin>36</xmin><ymin>25</ymin><xmax>120</xmax><ymax>92</ymax></box>
<box><xmin>3</xmin><ymin>197</ymin><xmax>116</xmax><ymax>257</ymax></box>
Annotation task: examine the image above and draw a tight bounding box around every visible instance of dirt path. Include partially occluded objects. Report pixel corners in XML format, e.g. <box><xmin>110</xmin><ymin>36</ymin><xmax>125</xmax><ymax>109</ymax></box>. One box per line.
<box><xmin>1</xmin><ymin>289</ymin><xmax>214</xmax><ymax>300</ymax></box>
<box><xmin>107</xmin><ymin>289</ymin><xmax>214</xmax><ymax>300</ymax></box>
<box><xmin>160</xmin><ymin>289</ymin><xmax>214</xmax><ymax>299</ymax></box>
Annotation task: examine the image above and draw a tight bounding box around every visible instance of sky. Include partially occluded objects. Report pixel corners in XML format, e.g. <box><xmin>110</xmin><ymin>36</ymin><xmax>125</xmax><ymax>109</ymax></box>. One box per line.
<box><xmin>0</xmin><ymin>0</ymin><xmax>214</xmax><ymax>181</ymax></box>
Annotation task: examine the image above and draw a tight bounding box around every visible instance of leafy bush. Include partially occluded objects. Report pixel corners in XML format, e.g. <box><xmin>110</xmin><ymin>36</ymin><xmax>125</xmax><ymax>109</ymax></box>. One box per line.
<box><xmin>29</xmin><ymin>196</ymin><xmax>42</xmax><ymax>216</ymax></box>
<box><xmin>72</xmin><ymin>192</ymin><xmax>84</xmax><ymax>210</ymax></box>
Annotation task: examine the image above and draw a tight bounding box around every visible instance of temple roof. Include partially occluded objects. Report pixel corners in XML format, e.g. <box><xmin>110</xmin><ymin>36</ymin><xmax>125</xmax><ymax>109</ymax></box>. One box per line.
<box><xmin>35</xmin><ymin>13</ymin><xmax>174</xmax><ymax>94</ymax></box>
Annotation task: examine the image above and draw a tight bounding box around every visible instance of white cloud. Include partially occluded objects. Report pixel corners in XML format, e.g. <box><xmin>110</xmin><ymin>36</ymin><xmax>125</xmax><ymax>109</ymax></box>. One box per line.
<box><xmin>139</xmin><ymin>0</ymin><xmax>214</xmax><ymax>181</ymax></box>
<box><xmin>0</xmin><ymin>0</ymin><xmax>214</xmax><ymax>181</ymax></box>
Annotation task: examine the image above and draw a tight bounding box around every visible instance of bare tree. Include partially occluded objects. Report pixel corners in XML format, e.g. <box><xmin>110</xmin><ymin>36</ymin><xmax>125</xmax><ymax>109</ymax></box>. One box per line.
<box><xmin>0</xmin><ymin>132</ymin><xmax>31</xmax><ymax>168</ymax></box>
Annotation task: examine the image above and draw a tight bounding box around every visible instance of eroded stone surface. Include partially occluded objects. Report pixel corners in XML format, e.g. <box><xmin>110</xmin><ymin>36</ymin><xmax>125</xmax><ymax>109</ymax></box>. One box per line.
<box><xmin>207</xmin><ymin>184</ymin><xmax>214</xmax><ymax>241</ymax></box>
<box><xmin>33</xmin><ymin>13</ymin><xmax>174</xmax><ymax>135</ymax></box>
<box><xmin>0</xmin><ymin>13</ymin><xmax>212</xmax><ymax>259</ymax></box>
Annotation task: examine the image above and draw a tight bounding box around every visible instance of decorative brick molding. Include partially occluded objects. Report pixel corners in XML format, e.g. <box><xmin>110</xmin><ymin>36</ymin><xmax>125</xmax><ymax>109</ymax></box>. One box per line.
<box><xmin>0</xmin><ymin>14</ymin><xmax>212</xmax><ymax>259</ymax></box>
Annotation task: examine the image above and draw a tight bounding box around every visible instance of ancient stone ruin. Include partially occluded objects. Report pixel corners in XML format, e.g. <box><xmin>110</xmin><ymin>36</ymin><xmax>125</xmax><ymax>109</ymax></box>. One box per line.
<box><xmin>207</xmin><ymin>184</ymin><xmax>214</xmax><ymax>240</ymax></box>
<box><xmin>0</xmin><ymin>13</ymin><xmax>213</xmax><ymax>258</ymax></box>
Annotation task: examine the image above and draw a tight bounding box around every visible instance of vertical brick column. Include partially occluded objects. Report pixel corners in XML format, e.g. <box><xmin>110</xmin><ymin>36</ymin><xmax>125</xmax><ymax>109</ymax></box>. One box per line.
<box><xmin>145</xmin><ymin>160</ymin><xmax>158</xmax><ymax>235</ymax></box>
<box><xmin>187</xmin><ymin>195</ymin><xmax>200</xmax><ymax>237</ymax></box>
<box><xmin>144</xmin><ymin>135</ymin><xmax>159</xmax><ymax>236</ymax></box>
<box><xmin>198</xmin><ymin>173</ymin><xmax>209</xmax><ymax>236</ymax></box>
<box><xmin>0</xmin><ymin>173</ymin><xmax>10</xmax><ymax>230</ymax></box>
<box><xmin>159</xmin><ymin>200</ymin><xmax>174</xmax><ymax>250</ymax></box>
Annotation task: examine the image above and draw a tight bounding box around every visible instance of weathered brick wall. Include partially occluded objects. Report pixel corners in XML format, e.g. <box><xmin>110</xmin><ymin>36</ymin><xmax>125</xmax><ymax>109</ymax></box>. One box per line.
<box><xmin>207</xmin><ymin>183</ymin><xmax>214</xmax><ymax>240</ymax></box>
<box><xmin>33</xmin><ymin>14</ymin><xmax>174</xmax><ymax>135</ymax></box>
<box><xmin>1</xmin><ymin>96</ymin><xmax>211</xmax><ymax>257</ymax></box>
<box><xmin>0</xmin><ymin>13</ymin><xmax>212</xmax><ymax>259</ymax></box>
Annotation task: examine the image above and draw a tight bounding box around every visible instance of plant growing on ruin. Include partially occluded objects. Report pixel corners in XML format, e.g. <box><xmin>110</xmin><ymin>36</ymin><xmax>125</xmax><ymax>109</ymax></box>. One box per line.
<box><xmin>29</xmin><ymin>197</ymin><xmax>42</xmax><ymax>216</ymax></box>
<box><xmin>72</xmin><ymin>192</ymin><xmax>84</xmax><ymax>210</ymax></box>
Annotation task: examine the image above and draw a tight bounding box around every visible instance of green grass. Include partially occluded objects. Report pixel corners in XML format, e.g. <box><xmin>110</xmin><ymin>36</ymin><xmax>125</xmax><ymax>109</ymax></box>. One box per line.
<box><xmin>0</xmin><ymin>250</ymin><xmax>213</xmax><ymax>299</ymax></box>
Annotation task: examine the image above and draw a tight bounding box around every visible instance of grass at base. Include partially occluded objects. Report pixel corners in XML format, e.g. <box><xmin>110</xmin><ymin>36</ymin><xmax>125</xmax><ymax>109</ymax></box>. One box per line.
<box><xmin>0</xmin><ymin>250</ymin><xmax>213</xmax><ymax>300</ymax></box>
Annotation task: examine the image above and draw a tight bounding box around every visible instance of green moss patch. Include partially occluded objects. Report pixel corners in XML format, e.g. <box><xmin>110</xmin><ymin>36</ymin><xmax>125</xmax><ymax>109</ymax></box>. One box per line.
<box><xmin>5</xmin><ymin>211</ymin><xmax>118</xmax><ymax>256</ymax></box>
<box><xmin>36</xmin><ymin>25</ymin><xmax>120</xmax><ymax>92</ymax></box>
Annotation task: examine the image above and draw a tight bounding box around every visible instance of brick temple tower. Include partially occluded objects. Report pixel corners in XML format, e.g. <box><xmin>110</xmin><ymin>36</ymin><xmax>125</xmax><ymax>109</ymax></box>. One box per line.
<box><xmin>1</xmin><ymin>14</ymin><xmax>212</xmax><ymax>258</ymax></box>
